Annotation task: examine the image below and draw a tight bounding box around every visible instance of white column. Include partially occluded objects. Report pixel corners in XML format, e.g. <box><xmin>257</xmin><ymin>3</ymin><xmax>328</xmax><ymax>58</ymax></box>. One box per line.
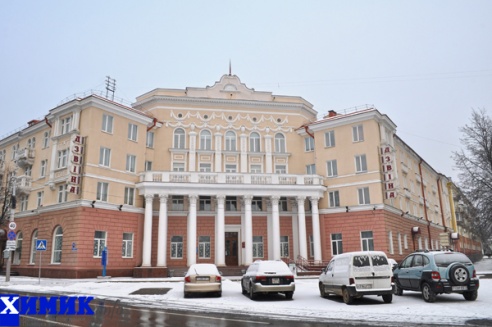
<box><xmin>216</xmin><ymin>195</ymin><xmax>226</xmax><ymax>266</ymax></box>
<box><xmin>264</xmin><ymin>134</ymin><xmax>273</xmax><ymax>173</ymax></box>
<box><xmin>297</xmin><ymin>196</ymin><xmax>308</xmax><ymax>259</ymax></box>
<box><xmin>271</xmin><ymin>196</ymin><xmax>281</xmax><ymax>260</ymax></box>
<box><xmin>142</xmin><ymin>194</ymin><xmax>154</xmax><ymax>267</ymax></box>
<box><xmin>291</xmin><ymin>199</ymin><xmax>299</xmax><ymax>259</ymax></box>
<box><xmin>157</xmin><ymin>194</ymin><xmax>168</xmax><ymax>267</ymax></box>
<box><xmin>187</xmin><ymin>194</ymin><xmax>198</xmax><ymax>266</ymax></box>
<box><xmin>311</xmin><ymin>197</ymin><xmax>322</xmax><ymax>262</ymax></box>
<box><xmin>244</xmin><ymin>195</ymin><xmax>253</xmax><ymax>265</ymax></box>
<box><xmin>215</xmin><ymin>130</ymin><xmax>222</xmax><ymax>172</ymax></box>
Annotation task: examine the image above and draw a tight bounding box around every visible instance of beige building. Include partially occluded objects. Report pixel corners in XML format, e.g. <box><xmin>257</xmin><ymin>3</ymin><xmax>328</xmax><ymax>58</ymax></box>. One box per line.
<box><xmin>0</xmin><ymin>74</ymin><xmax>482</xmax><ymax>278</ymax></box>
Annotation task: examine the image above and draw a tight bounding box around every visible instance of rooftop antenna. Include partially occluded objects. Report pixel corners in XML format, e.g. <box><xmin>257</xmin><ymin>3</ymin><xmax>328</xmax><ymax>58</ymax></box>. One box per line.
<box><xmin>105</xmin><ymin>76</ymin><xmax>116</xmax><ymax>101</ymax></box>
<box><xmin>229</xmin><ymin>60</ymin><xmax>232</xmax><ymax>76</ymax></box>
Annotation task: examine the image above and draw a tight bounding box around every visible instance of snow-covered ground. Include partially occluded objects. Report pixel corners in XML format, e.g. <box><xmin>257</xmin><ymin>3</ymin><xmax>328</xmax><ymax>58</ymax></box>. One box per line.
<box><xmin>1</xmin><ymin>258</ymin><xmax>492</xmax><ymax>326</ymax></box>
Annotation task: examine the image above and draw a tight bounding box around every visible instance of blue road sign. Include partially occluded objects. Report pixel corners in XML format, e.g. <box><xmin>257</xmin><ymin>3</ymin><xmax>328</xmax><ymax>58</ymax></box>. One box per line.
<box><xmin>7</xmin><ymin>230</ymin><xmax>16</xmax><ymax>240</ymax></box>
<box><xmin>36</xmin><ymin>239</ymin><xmax>47</xmax><ymax>251</ymax></box>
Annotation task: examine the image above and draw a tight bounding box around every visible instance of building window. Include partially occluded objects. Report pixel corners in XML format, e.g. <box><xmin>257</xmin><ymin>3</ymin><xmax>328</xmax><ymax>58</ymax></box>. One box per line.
<box><xmin>324</xmin><ymin>130</ymin><xmax>335</xmax><ymax>147</ymax></box>
<box><xmin>326</xmin><ymin>160</ymin><xmax>338</xmax><ymax>177</ymax></box>
<box><xmin>43</xmin><ymin>131</ymin><xmax>50</xmax><ymax>148</ymax></box>
<box><xmin>146</xmin><ymin>131</ymin><xmax>154</xmax><ymax>148</ymax></box>
<box><xmin>358</xmin><ymin>187</ymin><xmax>370</xmax><ymax>205</ymax></box>
<box><xmin>361</xmin><ymin>231</ymin><xmax>374</xmax><ymax>251</ymax></box>
<box><xmin>172</xmin><ymin>196</ymin><xmax>184</xmax><ymax>211</ymax></box>
<box><xmin>128</xmin><ymin>123</ymin><xmax>138</xmax><ymax>141</ymax></box>
<box><xmin>388</xmin><ymin>231</ymin><xmax>394</xmax><ymax>255</ymax></box>
<box><xmin>225</xmin><ymin>164</ymin><xmax>237</xmax><ymax>173</ymax></box>
<box><xmin>404</xmin><ymin>234</ymin><xmax>408</xmax><ymax>249</ymax></box>
<box><xmin>252</xmin><ymin>197</ymin><xmax>262</xmax><ymax>211</ymax></box>
<box><xmin>275</xmin><ymin>165</ymin><xmax>286</xmax><ymax>174</ymax></box>
<box><xmin>250</xmin><ymin>132</ymin><xmax>260</xmax><ymax>152</ymax></box>
<box><xmin>13</xmin><ymin>232</ymin><xmax>23</xmax><ymax>265</ymax></box>
<box><xmin>225</xmin><ymin>131</ymin><xmax>236</xmax><ymax>151</ymax></box>
<box><xmin>225</xmin><ymin>196</ymin><xmax>237</xmax><ymax>211</ymax></box>
<box><xmin>57</xmin><ymin>149</ymin><xmax>68</xmax><ymax>168</ymax></box>
<box><xmin>173</xmin><ymin>162</ymin><xmax>185</xmax><ymax>171</ymax></box>
<box><xmin>37</xmin><ymin>191</ymin><xmax>44</xmax><ymax>208</ymax></box>
<box><xmin>274</xmin><ymin>133</ymin><xmax>286</xmax><ymax>153</ymax></box>
<box><xmin>199</xmin><ymin>163</ymin><xmax>212</xmax><ymax>172</ymax></box>
<box><xmin>60</xmin><ymin>116</ymin><xmax>72</xmax><ymax>135</ymax></box>
<box><xmin>58</xmin><ymin>184</ymin><xmax>68</xmax><ymax>203</ymax></box>
<box><xmin>51</xmin><ymin>226</ymin><xmax>63</xmax><ymax>264</ymax></box>
<box><xmin>99</xmin><ymin>147</ymin><xmax>111</xmax><ymax>167</ymax></box>
<box><xmin>328</xmin><ymin>190</ymin><xmax>340</xmax><ymax>208</ymax></box>
<box><xmin>352</xmin><ymin>124</ymin><xmax>364</xmax><ymax>142</ymax></box>
<box><xmin>250</xmin><ymin>164</ymin><xmax>262</xmax><ymax>173</ymax></box>
<box><xmin>355</xmin><ymin>154</ymin><xmax>367</xmax><ymax>173</ymax></box>
<box><xmin>124</xmin><ymin>187</ymin><xmax>135</xmax><ymax>205</ymax></box>
<box><xmin>122</xmin><ymin>233</ymin><xmax>133</xmax><ymax>258</ymax></box>
<box><xmin>200</xmin><ymin>130</ymin><xmax>212</xmax><ymax>150</ymax></box>
<box><xmin>93</xmin><ymin>231</ymin><xmax>107</xmax><ymax>257</ymax></box>
<box><xmin>145</xmin><ymin>160</ymin><xmax>152</xmax><ymax>171</ymax></box>
<box><xmin>102</xmin><ymin>114</ymin><xmax>113</xmax><ymax>133</ymax></box>
<box><xmin>27</xmin><ymin>137</ymin><xmax>36</xmax><ymax>149</ymax></box>
<box><xmin>279</xmin><ymin>197</ymin><xmax>288</xmax><ymax>211</ymax></box>
<box><xmin>331</xmin><ymin>233</ymin><xmax>343</xmax><ymax>255</ymax></box>
<box><xmin>40</xmin><ymin>160</ymin><xmax>47</xmax><ymax>177</ymax></box>
<box><xmin>174</xmin><ymin>128</ymin><xmax>186</xmax><ymax>149</ymax></box>
<box><xmin>305</xmin><ymin>137</ymin><xmax>314</xmax><ymax>152</ymax></box>
<box><xmin>97</xmin><ymin>182</ymin><xmax>109</xmax><ymax>201</ymax></box>
<box><xmin>30</xmin><ymin>229</ymin><xmax>38</xmax><ymax>264</ymax></box>
<box><xmin>126</xmin><ymin>154</ymin><xmax>136</xmax><ymax>173</ymax></box>
<box><xmin>198</xmin><ymin>236</ymin><xmax>211</xmax><ymax>258</ymax></box>
<box><xmin>171</xmin><ymin>236</ymin><xmax>183</xmax><ymax>258</ymax></box>
<box><xmin>306</xmin><ymin>164</ymin><xmax>316</xmax><ymax>175</ymax></box>
<box><xmin>20</xmin><ymin>195</ymin><xmax>28</xmax><ymax>211</ymax></box>
<box><xmin>398</xmin><ymin>233</ymin><xmax>403</xmax><ymax>254</ymax></box>
<box><xmin>199</xmin><ymin>196</ymin><xmax>212</xmax><ymax>211</ymax></box>
<box><xmin>280</xmin><ymin>236</ymin><xmax>289</xmax><ymax>258</ymax></box>
<box><xmin>25</xmin><ymin>165</ymin><xmax>32</xmax><ymax>177</ymax></box>
<box><xmin>253</xmin><ymin>236</ymin><xmax>264</xmax><ymax>258</ymax></box>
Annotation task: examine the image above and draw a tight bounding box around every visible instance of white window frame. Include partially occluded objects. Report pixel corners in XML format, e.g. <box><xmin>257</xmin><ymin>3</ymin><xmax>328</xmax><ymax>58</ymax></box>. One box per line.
<box><xmin>60</xmin><ymin>116</ymin><xmax>72</xmax><ymax>135</ymax></box>
<box><xmin>305</xmin><ymin>137</ymin><xmax>314</xmax><ymax>152</ymax></box>
<box><xmin>250</xmin><ymin>132</ymin><xmax>260</xmax><ymax>152</ymax></box>
<box><xmin>306</xmin><ymin>164</ymin><xmax>316</xmax><ymax>175</ymax></box>
<box><xmin>328</xmin><ymin>190</ymin><xmax>340</xmax><ymax>208</ymax></box>
<box><xmin>172</xmin><ymin>196</ymin><xmax>184</xmax><ymax>211</ymax></box>
<box><xmin>102</xmin><ymin>114</ymin><xmax>113</xmax><ymax>133</ymax></box>
<box><xmin>174</xmin><ymin>128</ymin><xmax>186</xmax><ymax>149</ymax></box>
<box><xmin>30</xmin><ymin>230</ymin><xmax>38</xmax><ymax>264</ymax></box>
<box><xmin>225</xmin><ymin>131</ymin><xmax>236</xmax><ymax>151</ymax></box>
<box><xmin>128</xmin><ymin>123</ymin><xmax>138</xmax><ymax>141</ymax></box>
<box><xmin>274</xmin><ymin>133</ymin><xmax>286</xmax><ymax>153</ymax></box>
<box><xmin>99</xmin><ymin>147</ymin><xmax>111</xmax><ymax>167</ymax></box>
<box><xmin>225</xmin><ymin>164</ymin><xmax>237</xmax><ymax>173</ymax></box>
<box><xmin>358</xmin><ymin>187</ymin><xmax>370</xmax><ymax>205</ymax></box>
<box><xmin>145</xmin><ymin>160</ymin><xmax>152</xmax><ymax>171</ymax></box>
<box><xmin>352</xmin><ymin>124</ymin><xmax>364</xmax><ymax>142</ymax></box>
<box><xmin>361</xmin><ymin>231</ymin><xmax>374</xmax><ymax>251</ymax></box>
<box><xmin>331</xmin><ymin>233</ymin><xmax>343</xmax><ymax>255</ymax></box>
<box><xmin>97</xmin><ymin>182</ymin><xmax>109</xmax><ymax>202</ymax></box>
<box><xmin>58</xmin><ymin>184</ymin><xmax>68</xmax><ymax>203</ymax></box>
<box><xmin>37</xmin><ymin>191</ymin><xmax>44</xmax><ymax>208</ymax></box>
<box><xmin>124</xmin><ymin>187</ymin><xmax>135</xmax><ymax>206</ymax></box>
<box><xmin>146</xmin><ymin>131</ymin><xmax>154</xmax><ymax>148</ymax></box>
<box><xmin>250</xmin><ymin>164</ymin><xmax>262</xmax><ymax>173</ymax></box>
<box><xmin>40</xmin><ymin>160</ymin><xmax>47</xmax><ymax>177</ymax></box>
<box><xmin>43</xmin><ymin>131</ymin><xmax>50</xmax><ymax>148</ymax></box>
<box><xmin>200</xmin><ymin>130</ymin><xmax>212</xmax><ymax>150</ymax></box>
<box><xmin>253</xmin><ymin>236</ymin><xmax>264</xmax><ymax>258</ymax></box>
<box><xmin>93</xmin><ymin>231</ymin><xmax>107</xmax><ymax>258</ymax></box>
<box><xmin>225</xmin><ymin>196</ymin><xmax>237</xmax><ymax>211</ymax></box>
<box><xmin>171</xmin><ymin>236</ymin><xmax>183</xmax><ymax>259</ymax></box>
<box><xmin>275</xmin><ymin>165</ymin><xmax>286</xmax><ymax>174</ymax></box>
<box><xmin>122</xmin><ymin>232</ymin><xmax>133</xmax><ymax>258</ymax></box>
<box><xmin>326</xmin><ymin>159</ymin><xmax>338</xmax><ymax>177</ymax></box>
<box><xmin>388</xmin><ymin>231</ymin><xmax>394</xmax><ymax>255</ymax></box>
<box><xmin>199</xmin><ymin>163</ymin><xmax>212</xmax><ymax>172</ymax></box>
<box><xmin>126</xmin><ymin>154</ymin><xmax>136</xmax><ymax>173</ymax></box>
<box><xmin>51</xmin><ymin>226</ymin><xmax>63</xmax><ymax>264</ymax></box>
<box><xmin>355</xmin><ymin>154</ymin><xmax>367</xmax><ymax>173</ymax></box>
<box><xmin>198</xmin><ymin>236</ymin><xmax>211</xmax><ymax>259</ymax></box>
<box><xmin>173</xmin><ymin>162</ymin><xmax>185</xmax><ymax>172</ymax></box>
<box><xmin>280</xmin><ymin>236</ymin><xmax>289</xmax><ymax>258</ymax></box>
<box><xmin>325</xmin><ymin>130</ymin><xmax>335</xmax><ymax>147</ymax></box>
<box><xmin>57</xmin><ymin>149</ymin><xmax>68</xmax><ymax>169</ymax></box>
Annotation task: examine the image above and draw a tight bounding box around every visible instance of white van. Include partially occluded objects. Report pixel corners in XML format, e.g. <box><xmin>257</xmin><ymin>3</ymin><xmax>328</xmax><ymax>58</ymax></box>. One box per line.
<box><xmin>318</xmin><ymin>251</ymin><xmax>394</xmax><ymax>304</ymax></box>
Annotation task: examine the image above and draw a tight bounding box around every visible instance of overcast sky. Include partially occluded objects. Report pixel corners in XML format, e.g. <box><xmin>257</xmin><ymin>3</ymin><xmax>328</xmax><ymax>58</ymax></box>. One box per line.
<box><xmin>1</xmin><ymin>1</ymin><xmax>491</xmax><ymax>181</ymax></box>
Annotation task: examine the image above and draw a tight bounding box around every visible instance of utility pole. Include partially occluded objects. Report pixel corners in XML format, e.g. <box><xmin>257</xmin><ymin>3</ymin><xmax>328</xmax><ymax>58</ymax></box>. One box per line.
<box><xmin>4</xmin><ymin>178</ymin><xmax>16</xmax><ymax>282</ymax></box>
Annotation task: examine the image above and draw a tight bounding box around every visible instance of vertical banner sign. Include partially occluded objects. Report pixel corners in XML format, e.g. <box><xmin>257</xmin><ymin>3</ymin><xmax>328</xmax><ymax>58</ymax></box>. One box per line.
<box><xmin>69</xmin><ymin>134</ymin><xmax>85</xmax><ymax>194</ymax></box>
<box><xmin>381</xmin><ymin>144</ymin><xmax>397</xmax><ymax>199</ymax></box>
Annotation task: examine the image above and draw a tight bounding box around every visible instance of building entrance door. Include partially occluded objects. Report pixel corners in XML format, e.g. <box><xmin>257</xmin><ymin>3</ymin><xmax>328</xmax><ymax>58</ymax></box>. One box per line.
<box><xmin>225</xmin><ymin>232</ymin><xmax>238</xmax><ymax>266</ymax></box>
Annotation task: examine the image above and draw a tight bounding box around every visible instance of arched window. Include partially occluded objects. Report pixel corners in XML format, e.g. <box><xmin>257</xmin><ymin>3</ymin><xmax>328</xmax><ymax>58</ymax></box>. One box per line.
<box><xmin>200</xmin><ymin>130</ymin><xmax>212</xmax><ymax>150</ymax></box>
<box><xmin>225</xmin><ymin>131</ymin><xmax>236</xmax><ymax>151</ymax></box>
<box><xmin>52</xmin><ymin>226</ymin><xmax>63</xmax><ymax>264</ymax></box>
<box><xmin>275</xmin><ymin>133</ymin><xmax>286</xmax><ymax>153</ymax></box>
<box><xmin>250</xmin><ymin>132</ymin><xmax>260</xmax><ymax>152</ymax></box>
<box><xmin>13</xmin><ymin>232</ymin><xmax>23</xmax><ymax>264</ymax></box>
<box><xmin>30</xmin><ymin>229</ymin><xmax>38</xmax><ymax>264</ymax></box>
<box><xmin>173</xmin><ymin>128</ymin><xmax>186</xmax><ymax>149</ymax></box>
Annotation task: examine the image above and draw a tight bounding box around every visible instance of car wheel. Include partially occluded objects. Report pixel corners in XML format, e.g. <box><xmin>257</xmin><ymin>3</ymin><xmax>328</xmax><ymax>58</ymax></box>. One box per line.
<box><xmin>184</xmin><ymin>292</ymin><xmax>190</xmax><ymax>299</ymax></box>
<box><xmin>319</xmin><ymin>283</ymin><xmax>327</xmax><ymax>298</ymax></box>
<box><xmin>285</xmin><ymin>291</ymin><xmax>293</xmax><ymax>300</ymax></box>
<box><xmin>216</xmin><ymin>291</ymin><xmax>222</xmax><ymax>298</ymax></box>
<box><xmin>449</xmin><ymin>264</ymin><xmax>470</xmax><ymax>286</ymax></box>
<box><xmin>241</xmin><ymin>281</ymin><xmax>247</xmax><ymax>295</ymax></box>
<box><xmin>463</xmin><ymin>290</ymin><xmax>478</xmax><ymax>301</ymax></box>
<box><xmin>422</xmin><ymin>283</ymin><xmax>436</xmax><ymax>303</ymax></box>
<box><xmin>342</xmin><ymin>288</ymin><xmax>353</xmax><ymax>305</ymax></box>
<box><xmin>249</xmin><ymin>284</ymin><xmax>256</xmax><ymax>300</ymax></box>
<box><xmin>394</xmin><ymin>283</ymin><xmax>403</xmax><ymax>296</ymax></box>
<box><xmin>382</xmin><ymin>294</ymin><xmax>393</xmax><ymax>303</ymax></box>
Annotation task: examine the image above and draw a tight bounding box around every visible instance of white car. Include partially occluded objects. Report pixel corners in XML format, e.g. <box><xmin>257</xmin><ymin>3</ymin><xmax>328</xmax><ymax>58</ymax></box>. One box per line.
<box><xmin>184</xmin><ymin>263</ymin><xmax>222</xmax><ymax>298</ymax></box>
<box><xmin>241</xmin><ymin>260</ymin><xmax>295</xmax><ymax>300</ymax></box>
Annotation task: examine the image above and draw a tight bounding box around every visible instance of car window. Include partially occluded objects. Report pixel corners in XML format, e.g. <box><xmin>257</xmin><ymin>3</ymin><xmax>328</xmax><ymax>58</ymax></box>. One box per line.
<box><xmin>400</xmin><ymin>255</ymin><xmax>413</xmax><ymax>268</ymax></box>
<box><xmin>423</xmin><ymin>256</ymin><xmax>430</xmax><ymax>266</ymax></box>
<box><xmin>353</xmin><ymin>255</ymin><xmax>370</xmax><ymax>267</ymax></box>
<box><xmin>371</xmin><ymin>254</ymin><xmax>389</xmax><ymax>266</ymax></box>
<box><xmin>412</xmin><ymin>255</ymin><xmax>423</xmax><ymax>267</ymax></box>
<box><xmin>327</xmin><ymin>260</ymin><xmax>335</xmax><ymax>272</ymax></box>
<box><xmin>434</xmin><ymin>253</ymin><xmax>472</xmax><ymax>266</ymax></box>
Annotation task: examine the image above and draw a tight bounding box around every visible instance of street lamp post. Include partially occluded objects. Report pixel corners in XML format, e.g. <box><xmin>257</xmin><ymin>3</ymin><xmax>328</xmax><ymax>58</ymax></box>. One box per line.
<box><xmin>4</xmin><ymin>178</ymin><xmax>16</xmax><ymax>283</ymax></box>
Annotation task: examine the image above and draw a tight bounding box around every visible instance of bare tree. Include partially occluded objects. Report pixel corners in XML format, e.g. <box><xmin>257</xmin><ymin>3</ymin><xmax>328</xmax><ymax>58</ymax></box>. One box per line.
<box><xmin>453</xmin><ymin>108</ymin><xmax>492</xmax><ymax>243</ymax></box>
<box><xmin>0</xmin><ymin>160</ymin><xmax>16</xmax><ymax>227</ymax></box>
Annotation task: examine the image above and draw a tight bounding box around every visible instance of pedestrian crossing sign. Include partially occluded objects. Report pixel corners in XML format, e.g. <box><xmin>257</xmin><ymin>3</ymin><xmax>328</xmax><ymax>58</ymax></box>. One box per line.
<box><xmin>36</xmin><ymin>239</ymin><xmax>47</xmax><ymax>251</ymax></box>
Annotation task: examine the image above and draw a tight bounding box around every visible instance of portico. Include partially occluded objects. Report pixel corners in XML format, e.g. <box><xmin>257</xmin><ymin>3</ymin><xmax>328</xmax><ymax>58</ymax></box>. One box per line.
<box><xmin>136</xmin><ymin>171</ymin><xmax>326</xmax><ymax>268</ymax></box>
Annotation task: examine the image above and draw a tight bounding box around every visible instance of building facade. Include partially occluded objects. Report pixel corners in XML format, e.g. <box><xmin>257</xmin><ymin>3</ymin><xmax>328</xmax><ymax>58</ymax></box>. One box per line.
<box><xmin>0</xmin><ymin>74</ymin><xmax>482</xmax><ymax>278</ymax></box>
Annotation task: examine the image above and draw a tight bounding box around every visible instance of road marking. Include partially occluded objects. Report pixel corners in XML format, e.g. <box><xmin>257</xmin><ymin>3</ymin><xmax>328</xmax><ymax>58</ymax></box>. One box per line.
<box><xmin>22</xmin><ymin>316</ymin><xmax>82</xmax><ymax>327</ymax></box>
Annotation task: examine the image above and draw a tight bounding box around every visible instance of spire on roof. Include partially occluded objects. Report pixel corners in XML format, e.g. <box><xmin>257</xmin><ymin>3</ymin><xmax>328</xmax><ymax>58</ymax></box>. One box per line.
<box><xmin>229</xmin><ymin>60</ymin><xmax>232</xmax><ymax>76</ymax></box>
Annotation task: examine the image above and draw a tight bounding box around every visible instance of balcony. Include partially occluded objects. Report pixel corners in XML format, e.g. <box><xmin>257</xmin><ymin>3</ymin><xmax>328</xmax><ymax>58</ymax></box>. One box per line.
<box><xmin>400</xmin><ymin>162</ymin><xmax>409</xmax><ymax>174</ymax></box>
<box><xmin>16</xmin><ymin>175</ymin><xmax>32</xmax><ymax>195</ymax></box>
<box><xmin>15</xmin><ymin>148</ymin><xmax>35</xmax><ymax>168</ymax></box>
